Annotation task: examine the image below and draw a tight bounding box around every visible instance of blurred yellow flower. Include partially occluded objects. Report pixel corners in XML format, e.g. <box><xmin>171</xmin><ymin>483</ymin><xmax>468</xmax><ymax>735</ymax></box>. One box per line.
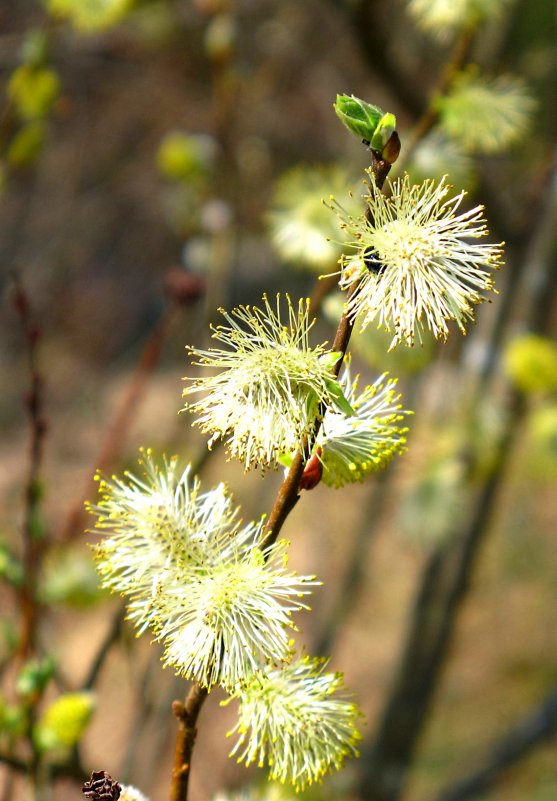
<box><xmin>503</xmin><ymin>334</ymin><xmax>557</xmax><ymax>395</ymax></box>
<box><xmin>46</xmin><ymin>0</ymin><xmax>134</xmax><ymax>32</ymax></box>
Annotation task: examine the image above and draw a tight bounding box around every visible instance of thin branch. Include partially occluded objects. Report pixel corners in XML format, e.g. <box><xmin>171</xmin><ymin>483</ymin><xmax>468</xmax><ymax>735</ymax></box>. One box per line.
<box><xmin>11</xmin><ymin>274</ymin><xmax>48</xmax><ymax>660</ymax></box>
<box><xmin>309</xmin><ymin>274</ymin><xmax>339</xmax><ymax>316</ymax></box>
<box><xmin>434</xmin><ymin>687</ymin><xmax>557</xmax><ymax>801</ymax></box>
<box><xmin>262</xmin><ymin>152</ymin><xmax>392</xmax><ymax>550</ymax></box>
<box><xmin>120</xmin><ymin>646</ymin><xmax>168</xmax><ymax>785</ymax></box>
<box><xmin>349</xmin><ymin>0</ymin><xmax>425</xmax><ymax>118</ymax></box>
<box><xmin>399</xmin><ymin>28</ymin><xmax>475</xmax><ymax>168</ymax></box>
<box><xmin>358</xmin><ymin>388</ymin><xmax>524</xmax><ymax>801</ymax></box>
<box><xmin>313</xmin><ymin>469</ymin><xmax>390</xmax><ymax>657</ymax></box>
<box><xmin>357</xmin><ymin>146</ymin><xmax>557</xmax><ymax>801</ymax></box>
<box><xmin>60</xmin><ymin>305</ymin><xmax>177</xmax><ymax>544</ymax></box>
<box><xmin>0</xmin><ymin>752</ymin><xmax>27</xmax><ymax>772</ymax></box>
<box><xmin>81</xmin><ymin>603</ymin><xmax>125</xmax><ymax>691</ymax></box>
<box><xmin>169</xmin><ymin>684</ymin><xmax>209</xmax><ymax>801</ymax></box>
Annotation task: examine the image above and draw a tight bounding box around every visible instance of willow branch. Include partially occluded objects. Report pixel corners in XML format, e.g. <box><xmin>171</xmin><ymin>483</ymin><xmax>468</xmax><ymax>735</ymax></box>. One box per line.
<box><xmin>434</xmin><ymin>687</ymin><xmax>557</xmax><ymax>801</ymax></box>
<box><xmin>314</xmin><ymin>469</ymin><xmax>390</xmax><ymax>657</ymax></box>
<box><xmin>262</xmin><ymin>153</ymin><xmax>392</xmax><ymax>550</ymax></box>
<box><xmin>0</xmin><ymin>752</ymin><xmax>27</xmax><ymax>772</ymax></box>
<box><xmin>169</xmin><ymin>684</ymin><xmax>209</xmax><ymax>801</ymax></box>
<box><xmin>11</xmin><ymin>275</ymin><xmax>47</xmax><ymax>660</ymax></box>
<box><xmin>61</xmin><ymin>305</ymin><xmax>176</xmax><ymax>544</ymax></box>
<box><xmin>81</xmin><ymin>603</ymin><xmax>125</xmax><ymax>691</ymax></box>
<box><xmin>400</xmin><ymin>27</ymin><xmax>475</xmax><ymax>168</ymax></box>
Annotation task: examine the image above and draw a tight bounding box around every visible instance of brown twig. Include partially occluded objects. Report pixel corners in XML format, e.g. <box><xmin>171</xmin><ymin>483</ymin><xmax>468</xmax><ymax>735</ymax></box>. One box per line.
<box><xmin>169</xmin><ymin>684</ymin><xmax>209</xmax><ymax>801</ymax></box>
<box><xmin>60</xmin><ymin>305</ymin><xmax>176</xmax><ymax>544</ymax></box>
<box><xmin>262</xmin><ymin>152</ymin><xmax>392</xmax><ymax>550</ymax></box>
<box><xmin>399</xmin><ymin>27</ymin><xmax>476</xmax><ymax>169</ymax></box>
<box><xmin>314</xmin><ymin>468</ymin><xmax>390</xmax><ymax>657</ymax></box>
<box><xmin>81</xmin><ymin>603</ymin><xmax>125</xmax><ymax>691</ymax></box>
<box><xmin>11</xmin><ymin>275</ymin><xmax>48</xmax><ymax>660</ymax></box>
<box><xmin>9</xmin><ymin>274</ymin><xmax>49</xmax><ymax>798</ymax></box>
<box><xmin>434</xmin><ymin>685</ymin><xmax>557</xmax><ymax>801</ymax></box>
<box><xmin>168</xmin><ymin>147</ymin><xmax>393</xmax><ymax>801</ymax></box>
<box><xmin>0</xmin><ymin>752</ymin><xmax>27</xmax><ymax>772</ymax></box>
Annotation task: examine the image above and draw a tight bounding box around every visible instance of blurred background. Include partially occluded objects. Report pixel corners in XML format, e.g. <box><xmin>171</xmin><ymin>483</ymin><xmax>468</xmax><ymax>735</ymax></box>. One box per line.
<box><xmin>1</xmin><ymin>0</ymin><xmax>557</xmax><ymax>800</ymax></box>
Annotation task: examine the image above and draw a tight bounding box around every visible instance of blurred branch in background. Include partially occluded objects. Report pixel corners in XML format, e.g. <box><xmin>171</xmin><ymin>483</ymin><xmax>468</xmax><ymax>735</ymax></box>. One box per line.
<box><xmin>60</xmin><ymin>306</ymin><xmax>176</xmax><ymax>544</ymax></box>
<box><xmin>11</xmin><ymin>274</ymin><xmax>47</xmax><ymax>661</ymax></box>
<box><xmin>59</xmin><ymin>264</ymin><xmax>207</xmax><ymax>546</ymax></box>
<box><xmin>357</xmin><ymin>140</ymin><xmax>557</xmax><ymax>801</ymax></box>
<box><xmin>358</xmin><ymin>399</ymin><xmax>522</xmax><ymax>801</ymax></box>
<box><xmin>434</xmin><ymin>685</ymin><xmax>557</xmax><ymax>801</ymax></box>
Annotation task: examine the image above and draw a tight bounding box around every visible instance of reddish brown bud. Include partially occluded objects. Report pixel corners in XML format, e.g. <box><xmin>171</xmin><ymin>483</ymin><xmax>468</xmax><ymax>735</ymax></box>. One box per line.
<box><xmin>163</xmin><ymin>268</ymin><xmax>206</xmax><ymax>305</ymax></box>
<box><xmin>172</xmin><ymin>699</ymin><xmax>185</xmax><ymax>718</ymax></box>
<box><xmin>382</xmin><ymin>130</ymin><xmax>401</xmax><ymax>165</ymax></box>
<box><xmin>299</xmin><ymin>448</ymin><xmax>323</xmax><ymax>491</ymax></box>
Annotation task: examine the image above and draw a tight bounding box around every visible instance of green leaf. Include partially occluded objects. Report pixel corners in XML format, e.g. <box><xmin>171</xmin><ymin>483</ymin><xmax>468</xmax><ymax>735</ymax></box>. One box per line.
<box><xmin>278</xmin><ymin>452</ymin><xmax>294</xmax><ymax>468</ymax></box>
<box><xmin>334</xmin><ymin>94</ymin><xmax>384</xmax><ymax>142</ymax></box>
<box><xmin>325</xmin><ymin>378</ymin><xmax>356</xmax><ymax>417</ymax></box>
<box><xmin>0</xmin><ymin>542</ymin><xmax>24</xmax><ymax>588</ymax></box>
<box><xmin>318</xmin><ymin>350</ymin><xmax>343</xmax><ymax>371</ymax></box>
<box><xmin>371</xmin><ymin>112</ymin><xmax>397</xmax><ymax>151</ymax></box>
<box><xmin>304</xmin><ymin>389</ymin><xmax>321</xmax><ymax>421</ymax></box>
<box><xmin>16</xmin><ymin>657</ymin><xmax>56</xmax><ymax>700</ymax></box>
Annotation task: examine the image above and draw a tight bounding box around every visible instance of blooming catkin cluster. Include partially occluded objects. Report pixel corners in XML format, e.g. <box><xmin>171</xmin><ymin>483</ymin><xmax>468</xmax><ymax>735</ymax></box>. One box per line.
<box><xmin>317</xmin><ymin>366</ymin><xmax>410</xmax><ymax>487</ymax></box>
<box><xmin>86</xmin><ymin>89</ymin><xmax>512</xmax><ymax>796</ymax></box>
<box><xmin>332</xmin><ymin>174</ymin><xmax>503</xmax><ymax>348</ymax></box>
<box><xmin>182</xmin><ymin>295</ymin><xmax>343</xmax><ymax>469</ymax></box>
<box><xmin>89</xmin><ymin>451</ymin><xmax>363</xmax><ymax>788</ymax></box>
<box><xmin>183</xmin><ymin>295</ymin><xmax>410</xmax><ymax>477</ymax></box>
<box><xmin>407</xmin><ymin>0</ymin><xmax>510</xmax><ymax>39</ymax></box>
<box><xmin>436</xmin><ymin>71</ymin><xmax>535</xmax><ymax>154</ymax></box>
<box><xmin>267</xmin><ymin>164</ymin><xmax>360</xmax><ymax>271</ymax></box>
<box><xmin>88</xmin><ymin>450</ymin><xmax>316</xmax><ymax>690</ymax></box>
<box><xmin>227</xmin><ymin>657</ymin><xmax>362</xmax><ymax>790</ymax></box>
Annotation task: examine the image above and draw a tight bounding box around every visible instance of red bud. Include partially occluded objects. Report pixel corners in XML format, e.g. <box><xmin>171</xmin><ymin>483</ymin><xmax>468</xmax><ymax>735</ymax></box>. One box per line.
<box><xmin>299</xmin><ymin>448</ymin><xmax>323</xmax><ymax>491</ymax></box>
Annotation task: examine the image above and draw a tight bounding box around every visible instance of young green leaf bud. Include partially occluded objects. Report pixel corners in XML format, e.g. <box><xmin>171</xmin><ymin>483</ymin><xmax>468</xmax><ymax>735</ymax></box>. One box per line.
<box><xmin>370</xmin><ymin>112</ymin><xmax>397</xmax><ymax>151</ymax></box>
<box><xmin>334</xmin><ymin>94</ymin><xmax>384</xmax><ymax>142</ymax></box>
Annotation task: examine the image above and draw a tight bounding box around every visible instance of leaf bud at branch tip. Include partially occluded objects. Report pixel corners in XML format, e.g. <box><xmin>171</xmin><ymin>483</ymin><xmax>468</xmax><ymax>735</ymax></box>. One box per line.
<box><xmin>334</xmin><ymin>93</ymin><xmax>384</xmax><ymax>142</ymax></box>
<box><xmin>370</xmin><ymin>112</ymin><xmax>397</xmax><ymax>151</ymax></box>
<box><xmin>334</xmin><ymin>94</ymin><xmax>399</xmax><ymax>162</ymax></box>
<box><xmin>382</xmin><ymin>130</ymin><xmax>401</xmax><ymax>164</ymax></box>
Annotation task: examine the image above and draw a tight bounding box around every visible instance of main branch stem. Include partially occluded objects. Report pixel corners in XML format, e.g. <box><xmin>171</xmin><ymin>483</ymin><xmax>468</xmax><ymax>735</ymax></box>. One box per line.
<box><xmin>169</xmin><ymin>684</ymin><xmax>209</xmax><ymax>801</ymax></box>
<box><xmin>168</xmin><ymin>148</ymin><xmax>392</xmax><ymax>801</ymax></box>
<box><xmin>263</xmin><ymin>153</ymin><xmax>391</xmax><ymax>549</ymax></box>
